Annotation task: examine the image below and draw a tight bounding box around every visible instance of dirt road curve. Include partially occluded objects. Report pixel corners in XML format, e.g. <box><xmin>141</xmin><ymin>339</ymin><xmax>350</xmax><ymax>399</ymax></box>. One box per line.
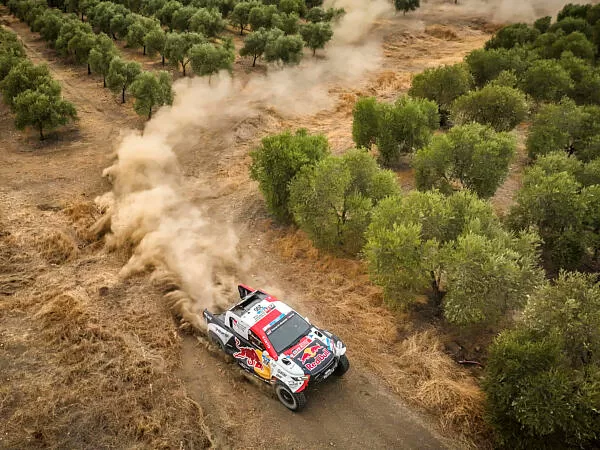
<box><xmin>0</xmin><ymin>3</ymin><xmax>492</xmax><ymax>448</ymax></box>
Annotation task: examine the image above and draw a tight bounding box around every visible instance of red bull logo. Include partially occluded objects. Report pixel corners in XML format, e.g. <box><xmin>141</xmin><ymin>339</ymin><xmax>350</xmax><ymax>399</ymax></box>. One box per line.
<box><xmin>301</xmin><ymin>345</ymin><xmax>321</xmax><ymax>363</ymax></box>
<box><xmin>233</xmin><ymin>337</ymin><xmax>263</xmax><ymax>370</ymax></box>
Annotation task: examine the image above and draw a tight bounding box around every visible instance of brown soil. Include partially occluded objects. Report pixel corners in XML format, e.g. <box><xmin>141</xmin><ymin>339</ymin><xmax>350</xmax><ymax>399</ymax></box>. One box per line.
<box><xmin>1</xmin><ymin>2</ymin><xmax>505</xmax><ymax>449</ymax></box>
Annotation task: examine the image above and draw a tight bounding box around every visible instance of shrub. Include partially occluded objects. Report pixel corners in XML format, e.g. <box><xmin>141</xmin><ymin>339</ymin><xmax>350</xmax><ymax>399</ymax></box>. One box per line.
<box><xmin>484</xmin><ymin>271</ymin><xmax>600</xmax><ymax>449</ymax></box>
<box><xmin>288</xmin><ymin>150</ymin><xmax>399</xmax><ymax>255</ymax></box>
<box><xmin>485</xmin><ymin>23</ymin><xmax>540</xmax><ymax>50</ymax></box>
<box><xmin>249</xmin><ymin>129</ymin><xmax>329</xmax><ymax>223</ymax></box>
<box><xmin>364</xmin><ymin>191</ymin><xmax>542</xmax><ymax>325</ymax></box>
<box><xmin>520</xmin><ymin>59</ymin><xmax>573</xmax><ymax>102</ymax></box>
<box><xmin>408</xmin><ymin>63</ymin><xmax>472</xmax><ymax>124</ymax></box>
<box><xmin>414</xmin><ymin>123</ymin><xmax>516</xmax><ymax>198</ymax></box>
<box><xmin>465</xmin><ymin>47</ymin><xmax>534</xmax><ymax>87</ymax></box>
<box><xmin>451</xmin><ymin>84</ymin><xmax>527</xmax><ymax>132</ymax></box>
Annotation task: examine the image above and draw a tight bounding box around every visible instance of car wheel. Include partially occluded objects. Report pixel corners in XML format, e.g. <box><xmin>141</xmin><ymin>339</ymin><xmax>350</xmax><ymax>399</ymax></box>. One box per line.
<box><xmin>274</xmin><ymin>383</ymin><xmax>306</xmax><ymax>412</ymax></box>
<box><xmin>334</xmin><ymin>355</ymin><xmax>350</xmax><ymax>376</ymax></box>
<box><xmin>209</xmin><ymin>332</ymin><xmax>226</xmax><ymax>352</ymax></box>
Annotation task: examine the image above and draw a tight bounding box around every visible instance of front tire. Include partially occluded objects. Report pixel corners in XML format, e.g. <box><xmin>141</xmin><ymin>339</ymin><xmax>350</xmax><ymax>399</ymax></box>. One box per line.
<box><xmin>334</xmin><ymin>355</ymin><xmax>350</xmax><ymax>376</ymax></box>
<box><xmin>274</xmin><ymin>383</ymin><xmax>306</xmax><ymax>412</ymax></box>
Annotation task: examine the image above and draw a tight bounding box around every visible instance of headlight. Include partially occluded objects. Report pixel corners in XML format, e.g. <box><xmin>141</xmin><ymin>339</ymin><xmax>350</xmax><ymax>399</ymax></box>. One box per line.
<box><xmin>291</xmin><ymin>375</ymin><xmax>310</xmax><ymax>381</ymax></box>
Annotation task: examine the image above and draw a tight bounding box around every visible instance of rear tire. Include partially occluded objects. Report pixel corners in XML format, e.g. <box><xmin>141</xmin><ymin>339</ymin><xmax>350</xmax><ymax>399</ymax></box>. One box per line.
<box><xmin>209</xmin><ymin>331</ymin><xmax>226</xmax><ymax>352</ymax></box>
<box><xmin>274</xmin><ymin>383</ymin><xmax>306</xmax><ymax>412</ymax></box>
<box><xmin>334</xmin><ymin>354</ymin><xmax>350</xmax><ymax>376</ymax></box>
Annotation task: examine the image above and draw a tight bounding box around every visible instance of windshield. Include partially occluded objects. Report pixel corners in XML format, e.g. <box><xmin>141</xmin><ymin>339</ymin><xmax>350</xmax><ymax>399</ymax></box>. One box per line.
<box><xmin>265</xmin><ymin>312</ymin><xmax>311</xmax><ymax>354</ymax></box>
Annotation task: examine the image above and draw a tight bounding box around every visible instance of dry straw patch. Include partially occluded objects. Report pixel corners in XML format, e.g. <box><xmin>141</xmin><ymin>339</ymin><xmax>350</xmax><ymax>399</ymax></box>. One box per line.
<box><xmin>33</xmin><ymin>228</ymin><xmax>78</xmax><ymax>264</ymax></box>
<box><xmin>273</xmin><ymin>229</ymin><xmax>489</xmax><ymax>448</ymax></box>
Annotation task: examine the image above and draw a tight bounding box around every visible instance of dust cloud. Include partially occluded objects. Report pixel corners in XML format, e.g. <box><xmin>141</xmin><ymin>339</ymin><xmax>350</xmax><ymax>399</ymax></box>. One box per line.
<box><xmin>458</xmin><ymin>0</ymin><xmax>598</xmax><ymax>23</ymax></box>
<box><xmin>96</xmin><ymin>0</ymin><xmax>393</xmax><ymax>331</ymax></box>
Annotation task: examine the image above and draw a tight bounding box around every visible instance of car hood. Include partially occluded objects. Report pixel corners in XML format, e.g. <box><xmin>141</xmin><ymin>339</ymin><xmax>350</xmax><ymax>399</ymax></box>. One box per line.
<box><xmin>283</xmin><ymin>333</ymin><xmax>335</xmax><ymax>375</ymax></box>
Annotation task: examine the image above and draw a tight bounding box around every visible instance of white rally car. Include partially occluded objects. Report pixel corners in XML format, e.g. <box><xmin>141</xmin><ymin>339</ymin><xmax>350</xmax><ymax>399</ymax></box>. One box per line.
<box><xmin>203</xmin><ymin>284</ymin><xmax>349</xmax><ymax>411</ymax></box>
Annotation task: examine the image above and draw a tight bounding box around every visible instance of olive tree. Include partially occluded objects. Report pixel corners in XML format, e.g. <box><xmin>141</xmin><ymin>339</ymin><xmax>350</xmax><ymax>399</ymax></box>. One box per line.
<box><xmin>14</xmin><ymin>81</ymin><xmax>77</xmax><ymax>140</ymax></box>
<box><xmin>144</xmin><ymin>28</ymin><xmax>167</xmax><ymax>65</ymax></box>
<box><xmin>484</xmin><ymin>272</ymin><xmax>600</xmax><ymax>449</ymax></box>
<box><xmin>239</xmin><ymin>27</ymin><xmax>269</xmax><ymax>66</ymax></box>
<box><xmin>299</xmin><ymin>21</ymin><xmax>333</xmax><ymax>55</ymax></box>
<box><xmin>189</xmin><ymin>42</ymin><xmax>234</xmax><ymax>79</ymax></box>
<box><xmin>414</xmin><ymin>123</ymin><xmax>516</xmax><ymax>198</ymax></box>
<box><xmin>106</xmin><ymin>57</ymin><xmax>142</xmax><ymax>103</ymax></box>
<box><xmin>189</xmin><ymin>7</ymin><xmax>225</xmax><ymax>37</ymax></box>
<box><xmin>229</xmin><ymin>1</ymin><xmax>260</xmax><ymax>35</ymax></box>
<box><xmin>451</xmin><ymin>84</ymin><xmax>528</xmax><ymax>132</ymax></box>
<box><xmin>352</xmin><ymin>96</ymin><xmax>378</xmax><ymax>149</ymax></box>
<box><xmin>129</xmin><ymin>70</ymin><xmax>173</xmax><ymax>119</ymax></box>
<box><xmin>485</xmin><ymin>23</ymin><xmax>539</xmax><ymax>50</ymax></box>
<box><xmin>264</xmin><ymin>32</ymin><xmax>304</xmax><ymax>65</ymax></box>
<box><xmin>249</xmin><ymin>129</ymin><xmax>329</xmax><ymax>223</ymax></box>
<box><xmin>465</xmin><ymin>47</ymin><xmax>533</xmax><ymax>87</ymax></box>
<box><xmin>163</xmin><ymin>31</ymin><xmax>205</xmax><ymax>76</ymax></box>
<box><xmin>364</xmin><ymin>190</ymin><xmax>542</xmax><ymax>324</ymax></box>
<box><xmin>289</xmin><ymin>150</ymin><xmax>399</xmax><ymax>255</ymax></box>
<box><xmin>394</xmin><ymin>0</ymin><xmax>419</xmax><ymax>15</ymax></box>
<box><xmin>376</xmin><ymin>96</ymin><xmax>439</xmax><ymax>166</ymax></box>
<box><xmin>88</xmin><ymin>33</ymin><xmax>118</xmax><ymax>87</ymax></box>
<box><xmin>520</xmin><ymin>58</ymin><xmax>573</xmax><ymax>102</ymax></box>
<box><xmin>408</xmin><ymin>63</ymin><xmax>472</xmax><ymax>125</ymax></box>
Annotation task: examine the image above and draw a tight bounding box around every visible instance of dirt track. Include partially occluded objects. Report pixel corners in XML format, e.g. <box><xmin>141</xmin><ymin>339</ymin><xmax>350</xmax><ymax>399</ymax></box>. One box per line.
<box><xmin>1</xmin><ymin>2</ymin><xmax>494</xmax><ymax>448</ymax></box>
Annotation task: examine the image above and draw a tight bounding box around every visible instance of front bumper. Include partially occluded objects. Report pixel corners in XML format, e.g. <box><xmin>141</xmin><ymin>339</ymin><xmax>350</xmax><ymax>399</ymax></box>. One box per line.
<box><xmin>310</xmin><ymin>356</ymin><xmax>339</xmax><ymax>384</ymax></box>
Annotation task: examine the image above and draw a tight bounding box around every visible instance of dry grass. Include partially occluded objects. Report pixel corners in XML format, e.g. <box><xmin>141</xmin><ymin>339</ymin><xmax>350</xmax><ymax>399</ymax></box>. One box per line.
<box><xmin>425</xmin><ymin>25</ymin><xmax>460</xmax><ymax>41</ymax></box>
<box><xmin>33</xmin><ymin>228</ymin><xmax>78</xmax><ymax>264</ymax></box>
<box><xmin>272</xmin><ymin>229</ymin><xmax>490</xmax><ymax>448</ymax></box>
<box><xmin>0</xmin><ymin>211</ymin><xmax>213</xmax><ymax>449</ymax></box>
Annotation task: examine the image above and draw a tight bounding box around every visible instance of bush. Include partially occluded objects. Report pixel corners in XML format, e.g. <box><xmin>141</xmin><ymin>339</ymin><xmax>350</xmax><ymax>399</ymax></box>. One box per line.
<box><xmin>526</xmin><ymin>99</ymin><xmax>600</xmax><ymax>160</ymax></box>
<box><xmin>408</xmin><ymin>63</ymin><xmax>472</xmax><ymax>124</ymax></box>
<box><xmin>451</xmin><ymin>84</ymin><xmax>527</xmax><ymax>132</ymax></box>
<box><xmin>249</xmin><ymin>129</ymin><xmax>329</xmax><ymax>223</ymax></box>
<box><xmin>414</xmin><ymin>123</ymin><xmax>516</xmax><ymax>198</ymax></box>
<box><xmin>520</xmin><ymin>59</ymin><xmax>573</xmax><ymax>102</ymax></box>
<box><xmin>351</xmin><ymin>96</ymin><xmax>378</xmax><ymax>149</ymax></box>
<box><xmin>465</xmin><ymin>47</ymin><xmax>534</xmax><ymax>87</ymax></box>
<box><xmin>485</xmin><ymin>23</ymin><xmax>540</xmax><ymax>50</ymax></box>
<box><xmin>288</xmin><ymin>150</ymin><xmax>399</xmax><ymax>255</ymax></box>
<box><xmin>484</xmin><ymin>271</ymin><xmax>600</xmax><ymax>449</ymax></box>
<box><xmin>375</xmin><ymin>96</ymin><xmax>439</xmax><ymax>166</ymax></box>
<box><xmin>364</xmin><ymin>191</ymin><xmax>542</xmax><ymax>325</ymax></box>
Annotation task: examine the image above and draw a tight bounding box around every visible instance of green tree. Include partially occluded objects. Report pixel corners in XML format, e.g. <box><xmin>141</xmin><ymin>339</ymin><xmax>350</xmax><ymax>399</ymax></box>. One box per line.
<box><xmin>248</xmin><ymin>4</ymin><xmax>277</xmax><ymax>30</ymax></box>
<box><xmin>485</xmin><ymin>23</ymin><xmax>540</xmax><ymax>50</ymax></box>
<box><xmin>171</xmin><ymin>5</ymin><xmax>196</xmax><ymax>31</ymax></box>
<box><xmin>278</xmin><ymin>0</ymin><xmax>305</xmax><ymax>16</ymax></box>
<box><xmin>520</xmin><ymin>59</ymin><xmax>573</xmax><ymax>102</ymax></box>
<box><xmin>68</xmin><ymin>30</ymin><xmax>96</xmax><ymax>74</ymax></box>
<box><xmin>451</xmin><ymin>84</ymin><xmax>527</xmax><ymax>132</ymax></box>
<box><xmin>376</xmin><ymin>96</ymin><xmax>439</xmax><ymax>166</ymax></box>
<box><xmin>533</xmin><ymin>16</ymin><xmax>551</xmax><ymax>34</ymax></box>
<box><xmin>484</xmin><ymin>272</ymin><xmax>600</xmax><ymax>449</ymax></box>
<box><xmin>106</xmin><ymin>57</ymin><xmax>142</xmax><ymax>103</ymax></box>
<box><xmin>249</xmin><ymin>129</ymin><xmax>329</xmax><ymax>222</ymax></box>
<box><xmin>163</xmin><ymin>31</ymin><xmax>205</xmax><ymax>75</ymax></box>
<box><xmin>549</xmin><ymin>17</ymin><xmax>593</xmax><ymax>40</ymax></box>
<box><xmin>414</xmin><ymin>123</ymin><xmax>516</xmax><ymax>198</ymax></box>
<box><xmin>394</xmin><ymin>0</ymin><xmax>419</xmax><ymax>15</ymax></box>
<box><xmin>109</xmin><ymin>13</ymin><xmax>131</xmax><ymax>40</ymax></box>
<box><xmin>508</xmin><ymin>156</ymin><xmax>587</xmax><ymax>269</ymax></box>
<box><xmin>558</xmin><ymin>3</ymin><xmax>591</xmax><ymax>21</ymax></box>
<box><xmin>289</xmin><ymin>150</ymin><xmax>399</xmax><ymax>254</ymax></box>
<box><xmin>264</xmin><ymin>32</ymin><xmax>304</xmax><ymax>64</ymax></box>
<box><xmin>271</xmin><ymin>12</ymin><xmax>300</xmax><ymax>35</ymax></box>
<box><xmin>0</xmin><ymin>60</ymin><xmax>52</xmax><ymax>107</ymax></box>
<box><xmin>364</xmin><ymin>190</ymin><xmax>542</xmax><ymax>323</ymax></box>
<box><xmin>14</xmin><ymin>81</ymin><xmax>77</xmax><ymax>140</ymax></box>
<box><xmin>408</xmin><ymin>64</ymin><xmax>472</xmax><ymax>125</ymax></box>
<box><xmin>352</xmin><ymin>96</ymin><xmax>378</xmax><ymax>149</ymax></box>
<box><xmin>189</xmin><ymin>42</ymin><xmax>234</xmax><ymax>79</ymax></box>
<box><xmin>126</xmin><ymin>16</ymin><xmax>160</xmax><ymax>55</ymax></box>
<box><xmin>88</xmin><ymin>33</ymin><xmax>118</xmax><ymax>87</ymax></box>
<box><xmin>299</xmin><ymin>21</ymin><xmax>333</xmax><ymax>55</ymax></box>
<box><xmin>229</xmin><ymin>1</ymin><xmax>260</xmax><ymax>35</ymax></box>
<box><xmin>33</xmin><ymin>10</ymin><xmax>63</xmax><ymax>45</ymax></box>
<box><xmin>189</xmin><ymin>7</ymin><xmax>225</xmax><ymax>37</ymax></box>
<box><xmin>55</xmin><ymin>18</ymin><xmax>92</xmax><ymax>57</ymax></box>
<box><xmin>129</xmin><ymin>70</ymin><xmax>173</xmax><ymax>119</ymax></box>
<box><xmin>144</xmin><ymin>28</ymin><xmax>167</xmax><ymax>65</ymax></box>
<box><xmin>239</xmin><ymin>27</ymin><xmax>269</xmax><ymax>66</ymax></box>
<box><xmin>465</xmin><ymin>47</ymin><xmax>534</xmax><ymax>87</ymax></box>
<box><xmin>551</xmin><ymin>31</ymin><xmax>596</xmax><ymax>61</ymax></box>
<box><xmin>157</xmin><ymin>0</ymin><xmax>183</xmax><ymax>30</ymax></box>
